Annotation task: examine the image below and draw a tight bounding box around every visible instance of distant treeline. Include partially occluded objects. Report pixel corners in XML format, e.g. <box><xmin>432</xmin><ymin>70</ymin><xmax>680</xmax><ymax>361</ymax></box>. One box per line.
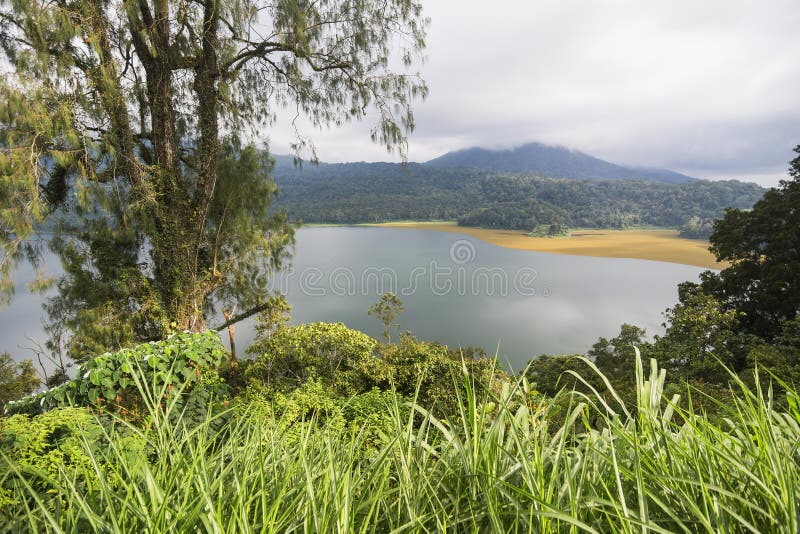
<box><xmin>273</xmin><ymin>160</ymin><xmax>765</xmax><ymax>237</ymax></box>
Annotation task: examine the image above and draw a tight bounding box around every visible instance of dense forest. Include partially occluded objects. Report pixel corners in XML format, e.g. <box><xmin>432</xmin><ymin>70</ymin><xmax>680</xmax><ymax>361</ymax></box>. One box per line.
<box><xmin>273</xmin><ymin>158</ymin><xmax>765</xmax><ymax>236</ymax></box>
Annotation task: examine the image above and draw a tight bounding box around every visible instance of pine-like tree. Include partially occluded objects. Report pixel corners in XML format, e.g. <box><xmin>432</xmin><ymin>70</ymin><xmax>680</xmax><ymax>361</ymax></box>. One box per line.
<box><xmin>0</xmin><ymin>0</ymin><xmax>427</xmax><ymax>359</ymax></box>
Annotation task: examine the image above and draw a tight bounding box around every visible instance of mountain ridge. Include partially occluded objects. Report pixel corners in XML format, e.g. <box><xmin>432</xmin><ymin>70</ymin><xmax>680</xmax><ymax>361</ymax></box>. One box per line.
<box><xmin>273</xmin><ymin>142</ymin><xmax>697</xmax><ymax>184</ymax></box>
<box><xmin>424</xmin><ymin>142</ymin><xmax>696</xmax><ymax>184</ymax></box>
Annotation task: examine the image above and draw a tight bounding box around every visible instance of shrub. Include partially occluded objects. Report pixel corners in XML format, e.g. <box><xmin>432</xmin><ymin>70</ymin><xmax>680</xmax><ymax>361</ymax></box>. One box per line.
<box><xmin>382</xmin><ymin>333</ymin><xmax>507</xmax><ymax>416</ymax></box>
<box><xmin>0</xmin><ymin>407</ymin><xmax>108</xmax><ymax>509</ymax></box>
<box><xmin>246</xmin><ymin>322</ymin><xmax>389</xmax><ymax>395</ymax></box>
<box><xmin>5</xmin><ymin>331</ymin><xmax>230</xmax><ymax>419</ymax></box>
<box><xmin>247</xmin><ymin>324</ymin><xmax>508</xmax><ymax>418</ymax></box>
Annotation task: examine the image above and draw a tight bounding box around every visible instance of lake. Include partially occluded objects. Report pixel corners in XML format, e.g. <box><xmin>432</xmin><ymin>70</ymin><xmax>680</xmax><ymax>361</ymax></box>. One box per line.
<box><xmin>0</xmin><ymin>226</ymin><xmax>707</xmax><ymax>373</ymax></box>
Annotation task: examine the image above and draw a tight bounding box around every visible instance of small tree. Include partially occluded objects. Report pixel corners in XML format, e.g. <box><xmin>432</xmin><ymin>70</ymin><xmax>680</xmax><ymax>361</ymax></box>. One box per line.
<box><xmin>368</xmin><ymin>292</ymin><xmax>404</xmax><ymax>343</ymax></box>
<box><xmin>246</xmin><ymin>295</ymin><xmax>292</xmax><ymax>358</ymax></box>
<box><xmin>650</xmin><ymin>286</ymin><xmax>745</xmax><ymax>383</ymax></box>
<box><xmin>588</xmin><ymin>323</ymin><xmax>648</xmax><ymax>384</ymax></box>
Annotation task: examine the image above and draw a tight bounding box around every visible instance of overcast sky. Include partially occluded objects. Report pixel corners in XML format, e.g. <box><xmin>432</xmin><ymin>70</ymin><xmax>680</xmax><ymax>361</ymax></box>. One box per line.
<box><xmin>267</xmin><ymin>0</ymin><xmax>800</xmax><ymax>186</ymax></box>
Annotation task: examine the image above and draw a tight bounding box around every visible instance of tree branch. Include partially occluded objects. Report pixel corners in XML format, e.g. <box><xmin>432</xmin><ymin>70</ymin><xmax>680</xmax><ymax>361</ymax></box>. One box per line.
<box><xmin>213</xmin><ymin>301</ymin><xmax>273</xmax><ymax>331</ymax></box>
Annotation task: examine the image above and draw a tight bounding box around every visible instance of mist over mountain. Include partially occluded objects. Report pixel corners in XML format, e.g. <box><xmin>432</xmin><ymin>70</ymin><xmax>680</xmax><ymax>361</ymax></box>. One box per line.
<box><xmin>273</xmin><ymin>141</ymin><xmax>697</xmax><ymax>184</ymax></box>
<box><xmin>425</xmin><ymin>143</ymin><xmax>696</xmax><ymax>184</ymax></box>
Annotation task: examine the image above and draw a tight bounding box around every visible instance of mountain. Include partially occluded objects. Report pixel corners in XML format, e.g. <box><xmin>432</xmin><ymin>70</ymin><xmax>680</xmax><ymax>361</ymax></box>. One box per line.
<box><xmin>270</xmin><ymin>154</ymin><xmax>764</xmax><ymax>234</ymax></box>
<box><xmin>425</xmin><ymin>143</ymin><xmax>696</xmax><ymax>184</ymax></box>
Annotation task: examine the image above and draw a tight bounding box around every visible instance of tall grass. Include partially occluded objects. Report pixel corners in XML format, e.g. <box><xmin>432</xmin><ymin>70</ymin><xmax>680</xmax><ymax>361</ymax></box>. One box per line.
<box><xmin>2</xmin><ymin>351</ymin><xmax>799</xmax><ymax>532</ymax></box>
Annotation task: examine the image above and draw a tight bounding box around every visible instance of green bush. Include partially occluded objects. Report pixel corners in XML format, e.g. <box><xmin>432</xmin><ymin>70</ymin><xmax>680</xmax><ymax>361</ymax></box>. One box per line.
<box><xmin>382</xmin><ymin>333</ymin><xmax>506</xmax><ymax>416</ymax></box>
<box><xmin>5</xmin><ymin>331</ymin><xmax>230</xmax><ymax>419</ymax></box>
<box><xmin>247</xmin><ymin>323</ymin><xmax>507</xmax><ymax>418</ymax></box>
<box><xmin>246</xmin><ymin>322</ymin><xmax>388</xmax><ymax>395</ymax></box>
<box><xmin>0</xmin><ymin>407</ymin><xmax>112</xmax><ymax>509</ymax></box>
<box><xmin>237</xmin><ymin>379</ymin><xmax>408</xmax><ymax>457</ymax></box>
<box><xmin>246</xmin><ymin>323</ymin><xmax>508</xmax><ymax>419</ymax></box>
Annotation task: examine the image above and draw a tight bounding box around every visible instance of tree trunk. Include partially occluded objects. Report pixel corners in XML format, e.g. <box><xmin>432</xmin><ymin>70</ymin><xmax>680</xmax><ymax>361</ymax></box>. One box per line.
<box><xmin>222</xmin><ymin>306</ymin><xmax>237</xmax><ymax>362</ymax></box>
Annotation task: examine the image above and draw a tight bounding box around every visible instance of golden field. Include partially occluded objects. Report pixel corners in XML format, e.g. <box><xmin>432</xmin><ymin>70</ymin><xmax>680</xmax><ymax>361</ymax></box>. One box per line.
<box><xmin>369</xmin><ymin>222</ymin><xmax>726</xmax><ymax>269</ymax></box>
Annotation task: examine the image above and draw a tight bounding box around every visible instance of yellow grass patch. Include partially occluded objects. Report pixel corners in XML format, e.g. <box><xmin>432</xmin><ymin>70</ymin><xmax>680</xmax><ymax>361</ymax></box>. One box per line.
<box><xmin>369</xmin><ymin>222</ymin><xmax>725</xmax><ymax>269</ymax></box>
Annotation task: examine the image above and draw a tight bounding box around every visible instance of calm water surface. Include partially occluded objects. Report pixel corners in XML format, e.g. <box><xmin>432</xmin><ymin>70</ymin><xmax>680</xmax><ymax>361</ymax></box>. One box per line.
<box><xmin>0</xmin><ymin>227</ymin><xmax>707</xmax><ymax>372</ymax></box>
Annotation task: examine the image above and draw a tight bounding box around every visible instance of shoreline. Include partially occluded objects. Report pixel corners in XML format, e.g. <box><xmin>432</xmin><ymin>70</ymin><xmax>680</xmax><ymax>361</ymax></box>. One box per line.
<box><xmin>355</xmin><ymin>221</ymin><xmax>725</xmax><ymax>269</ymax></box>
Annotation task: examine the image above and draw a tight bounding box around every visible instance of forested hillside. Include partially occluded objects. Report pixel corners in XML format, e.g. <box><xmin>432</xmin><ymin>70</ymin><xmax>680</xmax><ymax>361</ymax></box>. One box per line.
<box><xmin>425</xmin><ymin>142</ymin><xmax>696</xmax><ymax>183</ymax></box>
<box><xmin>273</xmin><ymin>157</ymin><xmax>765</xmax><ymax>235</ymax></box>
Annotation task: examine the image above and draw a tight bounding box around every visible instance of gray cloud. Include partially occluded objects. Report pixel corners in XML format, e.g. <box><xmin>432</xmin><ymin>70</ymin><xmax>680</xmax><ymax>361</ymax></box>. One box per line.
<box><xmin>266</xmin><ymin>0</ymin><xmax>800</xmax><ymax>187</ymax></box>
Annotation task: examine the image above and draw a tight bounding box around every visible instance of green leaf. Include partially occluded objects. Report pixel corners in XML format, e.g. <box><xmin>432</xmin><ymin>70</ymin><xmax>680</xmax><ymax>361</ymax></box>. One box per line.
<box><xmin>89</xmin><ymin>370</ymin><xmax>102</xmax><ymax>386</ymax></box>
